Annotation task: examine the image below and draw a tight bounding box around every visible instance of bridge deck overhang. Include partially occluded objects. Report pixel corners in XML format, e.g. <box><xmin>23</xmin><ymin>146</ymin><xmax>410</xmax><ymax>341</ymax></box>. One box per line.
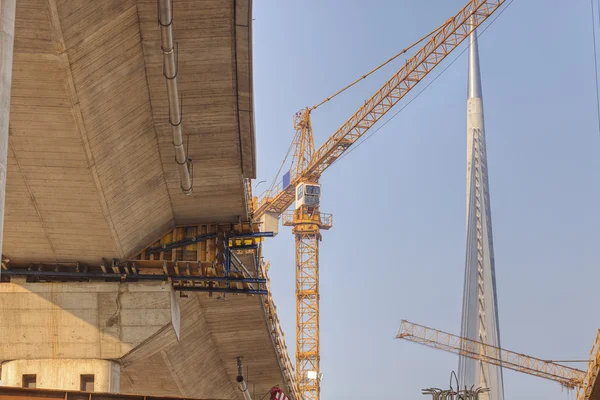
<box><xmin>5</xmin><ymin>0</ymin><xmax>256</xmax><ymax>265</ymax></box>
<box><xmin>0</xmin><ymin>1</ymin><xmax>299</xmax><ymax>399</ymax></box>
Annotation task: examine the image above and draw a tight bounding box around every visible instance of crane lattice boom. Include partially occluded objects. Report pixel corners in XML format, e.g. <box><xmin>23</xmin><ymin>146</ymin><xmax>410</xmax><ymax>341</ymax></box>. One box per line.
<box><xmin>396</xmin><ymin>320</ymin><xmax>586</xmax><ymax>389</ymax></box>
<box><xmin>254</xmin><ymin>0</ymin><xmax>505</xmax><ymax>221</ymax></box>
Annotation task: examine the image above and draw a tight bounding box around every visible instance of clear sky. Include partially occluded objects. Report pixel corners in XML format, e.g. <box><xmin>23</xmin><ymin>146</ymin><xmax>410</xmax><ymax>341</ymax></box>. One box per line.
<box><xmin>252</xmin><ymin>1</ymin><xmax>600</xmax><ymax>399</ymax></box>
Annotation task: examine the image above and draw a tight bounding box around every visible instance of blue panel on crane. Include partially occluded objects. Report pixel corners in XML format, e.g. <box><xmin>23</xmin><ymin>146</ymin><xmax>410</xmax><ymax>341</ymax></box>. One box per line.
<box><xmin>283</xmin><ymin>171</ymin><xmax>291</xmax><ymax>188</ymax></box>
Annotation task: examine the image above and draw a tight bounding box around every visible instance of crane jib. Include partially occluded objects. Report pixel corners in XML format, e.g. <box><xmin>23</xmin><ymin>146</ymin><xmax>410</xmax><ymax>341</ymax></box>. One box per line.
<box><xmin>254</xmin><ymin>0</ymin><xmax>505</xmax><ymax>221</ymax></box>
<box><xmin>303</xmin><ymin>0</ymin><xmax>505</xmax><ymax>178</ymax></box>
<box><xmin>396</xmin><ymin>320</ymin><xmax>586</xmax><ymax>390</ymax></box>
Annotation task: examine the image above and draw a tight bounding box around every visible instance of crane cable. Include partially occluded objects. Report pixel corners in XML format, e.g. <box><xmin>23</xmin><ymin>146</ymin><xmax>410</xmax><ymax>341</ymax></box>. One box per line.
<box><xmin>262</xmin><ymin>1</ymin><xmax>511</xmax><ymax>197</ymax></box>
<box><xmin>309</xmin><ymin>23</ymin><xmax>445</xmax><ymax>111</ymax></box>
<box><xmin>329</xmin><ymin>0</ymin><xmax>515</xmax><ymax>169</ymax></box>
<box><xmin>263</xmin><ymin>18</ymin><xmax>445</xmax><ymax>196</ymax></box>
<box><xmin>265</xmin><ymin>129</ymin><xmax>300</xmax><ymax>196</ymax></box>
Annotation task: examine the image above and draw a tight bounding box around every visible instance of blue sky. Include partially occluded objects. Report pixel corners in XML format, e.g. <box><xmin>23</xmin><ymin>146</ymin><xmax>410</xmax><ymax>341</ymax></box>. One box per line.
<box><xmin>252</xmin><ymin>1</ymin><xmax>600</xmax><ymax>399</ymax></box>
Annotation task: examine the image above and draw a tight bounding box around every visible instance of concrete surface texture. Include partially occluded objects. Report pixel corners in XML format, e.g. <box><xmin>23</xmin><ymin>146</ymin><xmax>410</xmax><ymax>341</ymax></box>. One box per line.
<box><xmin>120</xmin><ymin>293</ymin><xmax>289</xmax><ymax>398</ymax></box>
<box><xmin>1</xmin><ymin>360</ymin><xmax>120</xmax><ymax>392</ymax></box>
<box><xmin>0</xmin><ymin>280</ymin><xmax>291</xmax><ymax>399</ymax></box>
<box><xmin>3</xmin><ymin>0</ymin><xmax>255</xmax><ymax>265</ymax></box>
<box><xmin>0</xmin><ymin>1</ymin><xmax>297</xmax><ymax>398</ymax></box>
<box><xmin>0</xmin><ymin>0</ymin><xmax>15</xmax><ymax>264</ymax></box>
<box><xmin>0</xmin><ymin>280</ymin><xmax>175</xmax><ymax>360</ymax></box>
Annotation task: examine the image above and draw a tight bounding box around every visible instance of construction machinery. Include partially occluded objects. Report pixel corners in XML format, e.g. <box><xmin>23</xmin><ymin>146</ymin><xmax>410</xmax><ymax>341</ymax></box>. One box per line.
<box><xmin>422</xmin><ymin>371</ymin><xmax>489</xmax><ymax>400</ymax></box>
<box><xmin>251</xmin><ymin>1</ymin><xmax>506</xmax><ymax>399</ymax></box>
<box><xmin>271</xmin><ymin>387</ymin><xmax>291</xmax><ymax>400</ymax></box>
<box><xmin>396</xmin><ymin>320</ymin><xmax>600</xmax><ymax>400</ymax></box>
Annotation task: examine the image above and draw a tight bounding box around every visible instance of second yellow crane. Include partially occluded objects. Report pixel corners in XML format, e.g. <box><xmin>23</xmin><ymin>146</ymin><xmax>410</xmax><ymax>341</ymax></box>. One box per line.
<box><xmin>396</xmin><ymin>320</ymin><xmax>600</xmax><ymax>400</ymax></box>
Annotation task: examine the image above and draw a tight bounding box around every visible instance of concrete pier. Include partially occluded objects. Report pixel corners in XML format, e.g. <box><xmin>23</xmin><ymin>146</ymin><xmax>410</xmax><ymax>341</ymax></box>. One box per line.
<box><xmin>0</xmin><ymin>275</ymin><xmax>293</xmax><ymax>399</ymax></box>
<box><xmin>1</xmin><ymin>360</ymin><xmax>120</xmax><ymax>392</ymax></box>
<box><xmin>0</xmin><ymin>0</ymin><xmax>15</xmax><ymax>267</ymax></box>
<box><xmin>0</xmin><ymin>281</ymin><xmax>178</xmax><ymax>393</ymax></box>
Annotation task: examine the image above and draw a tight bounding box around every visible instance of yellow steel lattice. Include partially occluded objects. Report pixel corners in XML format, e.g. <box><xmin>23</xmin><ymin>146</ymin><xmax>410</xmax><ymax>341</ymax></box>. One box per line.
<box><xmin>253</xmin><ymin>0</ymin><xmax>505</xmax><ymax>220</ymax></box>
<box><xmin>397</xmin><ymin>320</ymin><xmax>586</xmax><ymax>389</ymax></box>
<box><xmin>295</xmin><ymin>232</ymin><xmax>320</xmax><ymax>400</ymax></box>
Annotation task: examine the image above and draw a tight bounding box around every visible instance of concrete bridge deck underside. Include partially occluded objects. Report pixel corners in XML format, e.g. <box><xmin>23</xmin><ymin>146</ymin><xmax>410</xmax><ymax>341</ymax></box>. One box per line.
<box><xmin>5</xmin><ymin>0</ymin><xmax>256</xmax><ymax>264</ymax></box>
<box><xmin>0</xmin><ymin>1</ymin><xmax>296</xmax><ymax>399</ymax></box>
<box><xmin>0</xmin><ymin>280</ymin><xmax>290</xmax><ymax>400</ymax></box>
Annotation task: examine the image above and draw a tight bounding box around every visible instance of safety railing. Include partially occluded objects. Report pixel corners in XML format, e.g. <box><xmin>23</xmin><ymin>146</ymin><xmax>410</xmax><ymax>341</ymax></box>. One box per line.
<box><xmin>320</xmin><ymin>213</ymin><xmax>333</xmax><ymax>228</ymax></box>
<box><xmin>281</xmin><ymin>210</ymin><xmax>333</xmax><ymax>229</ymax></box>
<box><xmin>281</xmin><ymin>211</ymin><xmax>294</xmax><ymax>226</ymax></box>
<box><xmin>260</xmin><ymin>261</ymin><xmax>301</xmax><ymax>400</ymax></box>
<box><xmin>256</xmin><ymin>180</ymin><xmax>285</xmax><ymax>211</ymax></box>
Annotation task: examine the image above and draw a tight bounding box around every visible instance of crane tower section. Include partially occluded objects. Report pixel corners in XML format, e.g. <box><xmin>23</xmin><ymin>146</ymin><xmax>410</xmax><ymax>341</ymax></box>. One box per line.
<box><xmin>459</xmin><ymin>28</ymin><xmax>504</xmax><ymax>400</ymax></box>
<box><xmin>283</xmin><ymin>187</ymin><xmax>332</xmax><ymax>400</ymax></box>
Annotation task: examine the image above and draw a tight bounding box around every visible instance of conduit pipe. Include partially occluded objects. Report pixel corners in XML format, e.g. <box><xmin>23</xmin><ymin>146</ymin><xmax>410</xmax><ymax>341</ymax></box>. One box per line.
<box><xmin>158</xmin><ymin>0</ymin><xmax>192</xmax><ymax>195</ymax></box>
<box><xmin>236</xmin><ymin>357</ymin><xmax>253</xmax><ymax>400</ymax></box>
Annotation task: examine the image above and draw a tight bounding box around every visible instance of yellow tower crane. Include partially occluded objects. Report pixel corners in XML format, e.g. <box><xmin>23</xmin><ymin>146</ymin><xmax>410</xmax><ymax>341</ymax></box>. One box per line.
<box><xmin>396</xmin><ymin>320</ymin><xmax>600</xmax><ymax>400</ymax></box>
<box><xmin>252</xmin><ymin>2</ymin><xmax>506</xmax><ymax>399</ymax></box>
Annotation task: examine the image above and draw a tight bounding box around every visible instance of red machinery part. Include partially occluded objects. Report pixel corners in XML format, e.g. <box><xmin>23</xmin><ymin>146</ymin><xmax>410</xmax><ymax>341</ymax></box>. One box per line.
<box><xmin>270</xmin><ymin>387</ymin><xmax>289</xmax><ymax>400</ymax></box>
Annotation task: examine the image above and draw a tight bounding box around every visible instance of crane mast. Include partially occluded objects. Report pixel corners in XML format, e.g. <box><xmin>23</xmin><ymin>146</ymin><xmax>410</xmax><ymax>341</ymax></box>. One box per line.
<box><xmin>283</xmin><ymin>111</ymin><xmax>332</xmax><ymax>400</ymax></box>
<box><xmin>254</xmin><ymin>2</ymin><xmax>506</xmax><ymax>399</ymax></box>
<box><xmin>282</xmin><ymin>206</ymin><xmax>331</xmax><ymax>400</ymax></box>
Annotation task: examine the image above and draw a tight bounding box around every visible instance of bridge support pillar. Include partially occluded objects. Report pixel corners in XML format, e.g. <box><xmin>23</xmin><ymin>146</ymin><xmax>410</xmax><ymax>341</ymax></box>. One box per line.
<box><xmin>0</xmin><ymin>0</ymin><xmax>15</xmax><ymax>267</ymax></box>
<box><xmin>0</xmin><ymin>281</ymin><xmax>179</xmax><ymax>393</ymax></box>
<box><xmin>1</xmin><ymin>359</ymin><xmax>120</xmax><ymax>392</ymax></box>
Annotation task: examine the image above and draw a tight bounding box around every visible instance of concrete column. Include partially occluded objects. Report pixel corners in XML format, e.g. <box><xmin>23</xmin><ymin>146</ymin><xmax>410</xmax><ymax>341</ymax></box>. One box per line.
<box><xmin>0</xmin><ymin>0</ymin><xmax>16</xmax><ymax>274</ymax></box>
<box><xmin>0</xmin><ymin>281</ymin><xmax>179</xmax><ymax>393</ymax></box>
<box><xmin>1</xmin><ymin>359</ymin><xmax>120</xmax><ymax>392</ymax></box>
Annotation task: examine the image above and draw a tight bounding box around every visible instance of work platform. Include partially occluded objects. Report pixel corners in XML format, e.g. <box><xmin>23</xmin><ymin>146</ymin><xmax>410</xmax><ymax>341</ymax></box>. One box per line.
<box><xmin>0</xmin><ymin>0</ymin><xmax>297</xmax><ymax>399</ymax></box>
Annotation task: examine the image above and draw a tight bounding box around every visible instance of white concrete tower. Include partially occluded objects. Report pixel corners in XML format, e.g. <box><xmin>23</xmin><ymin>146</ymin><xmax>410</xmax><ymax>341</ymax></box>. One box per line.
<box><xmin>458</xmin><ymin>27</ymin><xmax>504</xmax><ymax>400</ymax></box>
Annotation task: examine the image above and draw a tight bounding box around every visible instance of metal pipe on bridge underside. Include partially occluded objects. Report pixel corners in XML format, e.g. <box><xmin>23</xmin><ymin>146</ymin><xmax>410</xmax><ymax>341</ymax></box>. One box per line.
<box><xmin>158</xmin><ymin>0</ymin><xmax>192</xmax><ymax>195</ymax></box>
<box><xmin>236</xmin><ymin>357</ymin><xmax>253</xmax><ymax>400</ymax></box>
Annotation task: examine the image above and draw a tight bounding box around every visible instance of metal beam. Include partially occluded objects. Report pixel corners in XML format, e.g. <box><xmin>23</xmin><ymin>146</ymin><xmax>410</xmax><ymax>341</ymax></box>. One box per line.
<box><xmin>147</xmin><ymin>232</ymin><xmax>218</xmax><ymax>253</ymax></box>
<box><xmin>172</xmin><ymin>286</ymin><xmax>267</xmax><ymax>295</ymax></box>
<box><xmin>2</xmin><ymin>269</ymin><xmax>266</xmax><ymax>284</ymax></box>
<box><xmin>227</xmin><ymin>231</ymin><xmax>275</xmax><ymax>239</ymax></box>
